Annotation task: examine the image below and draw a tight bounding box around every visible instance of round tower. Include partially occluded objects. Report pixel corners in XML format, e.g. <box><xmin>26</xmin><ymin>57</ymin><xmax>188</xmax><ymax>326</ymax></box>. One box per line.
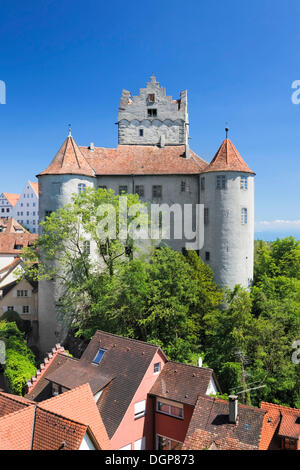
<box><xmin>200</xmin><ymin>136</ymin><xmax>255</xmax><ymax>290</ymax></box>
<box><xmin>37</xmin><ymin>132</ymin><xmax>95</xmax><ymax>352</ymax></box>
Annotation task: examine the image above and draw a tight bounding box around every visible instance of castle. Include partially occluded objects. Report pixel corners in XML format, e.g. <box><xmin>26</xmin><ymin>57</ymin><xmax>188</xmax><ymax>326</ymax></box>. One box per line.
<box><xmin>37</xmin><ymin>76</ymin><xmax>255</xmax><ymax>352</ymax></box>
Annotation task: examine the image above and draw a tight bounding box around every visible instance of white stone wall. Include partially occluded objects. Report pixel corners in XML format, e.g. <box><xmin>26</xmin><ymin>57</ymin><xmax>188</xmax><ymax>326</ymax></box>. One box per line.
<box><xmin>0</xmin><ymin>193</ymin><xmax>13</xmax><ymax>218</ymax></box>
<box><xmin>200</xmin><ymin>171</ymin><xmax>254</xmax><ymax>289</ymax></box>
<box><xmin>118</xmin><ymin>76</ymin><xmax>188</xmax><ymax>146</ymax></box>
<box><xmin>38</xmin><ymin>174</ymin><xmax>95</xmax><ymax>352</ymax></box>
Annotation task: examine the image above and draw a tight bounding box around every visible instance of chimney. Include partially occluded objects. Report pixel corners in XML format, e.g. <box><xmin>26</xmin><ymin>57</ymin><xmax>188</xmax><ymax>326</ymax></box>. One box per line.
<box><xmin>228</xmin><ymin>395</ymin><xmax>238</xmax><ymax>424</ymax></box>
<box><xmin>198</xmin><ymin>357</ymin><xmax>203</xmax><ymax>368</ymax></box>
<box><xmin>89</xmin><ymin>142</ymin><xmax>95</xmax><ymax>152</ymax></box>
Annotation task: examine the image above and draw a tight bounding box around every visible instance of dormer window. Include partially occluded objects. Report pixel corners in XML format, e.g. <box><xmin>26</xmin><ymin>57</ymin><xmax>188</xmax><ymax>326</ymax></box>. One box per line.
<box><xmin>92</xmin><ymin>348</ymin><xmax>106</xmax><ymax>365</ymax></box>
<box><xmin>148</xmin><ymin>109</ymin><xmax>157</xmax><ymax>117</ymax></box>
<box><xmin>148</xmin><ymin>94</ymin><xmax>155</xmax><ymax>103</ymax></box>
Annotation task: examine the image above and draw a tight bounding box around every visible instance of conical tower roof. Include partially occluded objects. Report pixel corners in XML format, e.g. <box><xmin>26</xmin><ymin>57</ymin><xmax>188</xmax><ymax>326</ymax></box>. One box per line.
<box><xmin>202</xmin><ymin>138</ymin><xmax>255</xmax><ymax>174</ymax></box>
<box><xmin>38</xmin><ymin>134</ymin><xmax>95</xmax><ymax>177</ymax></box>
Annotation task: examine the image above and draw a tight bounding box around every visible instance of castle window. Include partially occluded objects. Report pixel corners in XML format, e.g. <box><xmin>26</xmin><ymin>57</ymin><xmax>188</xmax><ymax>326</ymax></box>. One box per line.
<box><xmin>119</xmin><ymin>185</ymin><xmax>128</xmax><ymax>195</ymax></box>
<box><xmin>216</xmin><ymin>175</ymin><xmax>226</xmax><ymax>190</ymax></box>
<box><xmin>78</xmin><ymin>183</ymin><xmax>86</xmax><ymax>194</ymax></box>
<box><xmin>135</xmin><ymin>185</ymin><xmax>144</xmax><ymax>198</ymax></box>
<box><xmin>240</xmin><ymin>176</ymin><xmax>248</xmax><ymax>189</ymax></box>
<box><xmin>201</xmin><ymin>177</ymin><xmax>205</xmax><ymax>191</ymax></box>
<box><xmin>139</xmin><ymin>129</ymin><xmax>144</xmax><ymax>137</ymax></box>
<box><xmin>98</xmin><ymin>185</ymin><xmax>107</xmax><ymax>190</ymax></box>
<box><xmin>148</xmin><ymin>109</ymin><xmax>157</xmax><ymax>117</ymax></box>
<box><xmin>45</xmin><ymin>210</ymin><xmax>52</xmax><ymax>218</ymax></box>
<box><xmin>23</xmin><ymin>306</ymin><xmax>29</xmax><ymax>314</ymax></box>
<box><xmin>204</xmin><ymin>208</ymin><xmax>209</xmax><ymax>225</ymax></box>
<box><xmin>152</xmin><ymin>185</ymin><xmax>162</xmax><ymax>198</ymax></box>
<box><xmin>148</xmin><ymin>94</ymin><xmax>155</xmax><ymax>103</ymax></box>
<box><xmin>181</xmin><ymin>181</ymin><xmax>186</xmax><ymax>192</ymax></box>
<box><xmin>241</xmin><ymin>208</ymin><xmax>248</xmax><ymax>225</ymax></box>
<box><xmin>205</xmin><ymin>251</ymin><xmax>210</xmax><ymax>261</ymax></box>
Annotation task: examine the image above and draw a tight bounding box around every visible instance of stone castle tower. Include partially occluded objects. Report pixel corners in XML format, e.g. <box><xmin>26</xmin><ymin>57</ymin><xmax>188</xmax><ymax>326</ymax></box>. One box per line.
<box><xmin>37</xmin><ymin>76</ymin><xmax>255</xmax><ymax>352</ymax></box>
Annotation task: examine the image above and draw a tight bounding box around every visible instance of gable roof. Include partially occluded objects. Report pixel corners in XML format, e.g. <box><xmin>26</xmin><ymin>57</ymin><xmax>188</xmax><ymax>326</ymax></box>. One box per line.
<box><xmin>29</xmin><ymin>182</ymin><xmax>39</xmax><ymax>197</ymax></box>
<box><xmin>38</xmin><ymin>135</ymin><xmax>95</xmax><ymax>177</ymax></box>
<box><xmin>202</xmin><ymin>138</ymin><xmax>255</xmax><ymax>174</ymax></box>
<box><xmin>39</xmin><ymin>383</ymin><xmax>111</xmax><ymax>449</ymax></box>
<box><xmin>0</xmin><ymin>218</ymin><xmax>30</xmax><ymax>234</ymax></box>
<box><xmin>183</xmin><ymin>396</ymin><xmax>265</xmax><ymax>450</ymax></box>
<box><xmin>260</xmin><ymin>402</ymin><xmax>300</xmax><ymax>449</ymax></box>
<box><xmin>79</xmin><ymin>331</ymin><xmax>166</xmax><ymax>438</ymax></box>
<box><xmin>150</xmin><ymin>361</ymin><xmax>219</xmax><ymax>405</ymax></box>
<box><xmin>2</xmin><ymin>193</ymin><xmax>20</xmax><ymax>207</ymax></box>
<box><xmin>0</xmin><ymin>385</ymin><xmax>111</xmax><ymax>450</ymax></box>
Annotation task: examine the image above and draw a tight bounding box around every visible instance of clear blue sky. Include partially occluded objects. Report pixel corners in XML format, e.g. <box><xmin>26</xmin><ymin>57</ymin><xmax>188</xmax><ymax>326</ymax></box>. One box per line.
<box><xmin>0</xmin><ymin>0</ymin><xmax>300</xmax><ymax>239</ymax></box>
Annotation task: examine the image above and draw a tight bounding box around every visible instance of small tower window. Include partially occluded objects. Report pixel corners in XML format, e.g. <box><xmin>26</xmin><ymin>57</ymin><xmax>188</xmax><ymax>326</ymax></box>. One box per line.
<box><xmin>139</xmin><ymin>129</ymin><xmax>144</xmax><ymax>137</ymax></box>
<box><xmin>216</xmin><ymin>175</ymin><xmax>226</xmax><ymax>190</ymax></box>
<box><xmin>181</xmin><ymin>181</ymin><xmax>186</xmax><ymax>192</ymax></box>
<box><xmin>152</xmin><ymin>185</ymin><xmax>162</xmax><ymax>198</ymax></box>
<box><xmin>240</xmin><ymin>176</ymin><xmax>248</xmax><ymax>190</ymax></box>
<box><xmin>78</xmin><ymin>183</ymin><xmax>86</xmax><ymax>194</ymax></box>
<box><xmin>148</xmin><ymin>109</ymin><xmax>157</xmax><ymax>117</ymax></box>
<box><xmin>205</xmin><ymin>251</ymin><xmax>210</xmax><ymax>261</ymax></box>
<box><xmin>201</xmin><ymin>177</ymin><xmax>205</xmax><ymax>191</ymax></box>
<box><xmin>241</xmin><ymin>208</ymin><xmax>248</xmax><ymax>225</ymax></box>
<box><xmin>204</xmin><ymin>208</ymin><xmax>209</xmax><ymax>225</ymax></box>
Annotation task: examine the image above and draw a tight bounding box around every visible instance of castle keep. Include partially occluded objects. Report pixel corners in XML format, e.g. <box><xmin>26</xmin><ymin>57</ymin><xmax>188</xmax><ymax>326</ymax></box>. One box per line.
<box><xmin>37</xmin><ymin>76</ymin><xmax>255</xmax><ymax>351</ymax></box>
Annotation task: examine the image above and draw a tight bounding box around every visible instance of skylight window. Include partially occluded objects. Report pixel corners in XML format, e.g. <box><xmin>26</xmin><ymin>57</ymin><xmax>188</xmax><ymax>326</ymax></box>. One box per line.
<box><xmin>92</xmin><ymin>348</ymin><xmax>106</xmax><ymax>365</ymax></box>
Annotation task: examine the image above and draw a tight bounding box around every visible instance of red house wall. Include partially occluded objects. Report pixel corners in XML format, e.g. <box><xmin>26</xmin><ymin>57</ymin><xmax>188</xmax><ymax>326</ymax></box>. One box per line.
<box><xmin>154</xmin><ymin>403</ymin><xmax>194</xmax><ymax>446</ymax></box>
<box><xmin>110</xmin><ymin>349</ymin><xmax>167</xmax><ymax>450</ymax></box>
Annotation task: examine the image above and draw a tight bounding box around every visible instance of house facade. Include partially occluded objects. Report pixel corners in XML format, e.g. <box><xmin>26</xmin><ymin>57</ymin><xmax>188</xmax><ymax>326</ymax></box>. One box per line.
<box><xmin>12</xmin><ymin>181</ymin><xmax>39</xmax><ymax>233</ymax></box>
<box><xmin>0</xmin><ymin>193</ymin><xmax>20</xmax><ymax>219</ymax></box>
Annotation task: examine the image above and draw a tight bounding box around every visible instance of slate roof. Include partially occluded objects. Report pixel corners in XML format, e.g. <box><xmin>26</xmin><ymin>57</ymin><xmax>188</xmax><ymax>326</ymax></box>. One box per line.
<box><xmin>75</xmin><ymin>331</ymin><xmax>166</xmax><ymax>438</ymax></box>
<box><xmin>202</xmin><ymin>138</ymin><xmax>255</xmax><ymax>174</ymax></box>
<box><xmin>260</xmin><ymin>402</ymin><xmax>300</xmax><ymax>449</ymax></box>
<box><xmin>183</xmin><ymin>396</ymin><xmax>265</xmax><ymax>450</ymax></box>
<box><xmin>149</xmin><ymin>361</ymin><xmax>219</xmax><ymax>405</ymax></box>
<box><xmin>25</xmin><ymin>353</ymin><xmax>72</xmax><ymax>402</ymax></box>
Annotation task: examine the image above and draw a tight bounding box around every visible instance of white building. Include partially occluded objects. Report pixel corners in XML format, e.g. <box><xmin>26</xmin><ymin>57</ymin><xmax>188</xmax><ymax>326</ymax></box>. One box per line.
<box><xmin>37</xmin><ymin>76</ymin><xmax>255</xmax><ymax>351</ymax></box>
<box><xmin>13</xmin><ymin>181</ymin><xmax>39</xmax><ymax>233</ymax></box>
<box><xmin>0</xmin><ymin>193</ymin><xmax>20</xmax><ymax>218</ymax></box>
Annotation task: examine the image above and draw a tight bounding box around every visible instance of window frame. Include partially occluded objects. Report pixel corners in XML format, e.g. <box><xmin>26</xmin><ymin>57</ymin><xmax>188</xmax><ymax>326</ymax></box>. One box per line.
<box><xmin>134</xmin><ymin>400</ymin><xmax>146</xmax><ymax>419</ymax></box>
<box><xmin>92</xmin><ymin>348</ymin><xmax>106</xmax><ymax>365</ymax></box>
<box><xmin>156</xmin><ymin>398</ymin><xmax>184</xmax><ymax>419</ymax></box>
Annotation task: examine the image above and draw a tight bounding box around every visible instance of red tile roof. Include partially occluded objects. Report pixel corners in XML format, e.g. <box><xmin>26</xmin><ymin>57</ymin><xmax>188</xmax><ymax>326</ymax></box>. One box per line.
<box><xmin>2</xmin><ymin>193</ymin><xmax>20</xmax><ymax>207</ymax></box>
<box><xmin>0</xmin><ymin>232</ymin><xmax>37</xmax><ymax>254</ymax></box>
<box><xmin>39</xmin><ymin>383</ymin><xmax>111</xmax><ymax>449</ymax></box>
<box><xmin>81</xmin><ymin>145</ymin><xmax>208</xmax><ymax>175</ymax></box>
<box><xmin>0</xmin><ymin>217</ymin><xmax>30</xmax><ymax>234</ymax></box>
<box><xmin>0</xmin><ymin>385</ymin><xmax>111</xmax><ymax>450</ymax></box>
<box><xmin>260</xmin><ymin>402</ymin><xmax>300</xmax><ymax>449</ymax></box>
<box><xmin>202</xmin><ymin>138</ymin><xmax>255</xmax><ymax>174</ymax></box>
<box><xmin>38</xmin><ymin>136</ymin><xmax>95</xmax><ymax>177</ymax></box>
<box><xmin>29</xmin><ymin>182</ymin><xmax>39</xmax><ymax>196</ymax></box>
<box><xmin>0</xmin><ymin>406</ymin><xmax>36</xmax><ymax>450</ymax></box>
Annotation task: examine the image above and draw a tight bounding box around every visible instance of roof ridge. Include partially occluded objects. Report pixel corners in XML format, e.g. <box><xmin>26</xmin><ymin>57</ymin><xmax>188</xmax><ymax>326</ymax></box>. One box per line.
<box><xmin>36</xmin><ymin>404</ymin><xmax>89</xmax><ymax>428</ymax></box>
<box><xmin>94</xmin><ymin>330</ymin><xmax>160</xmax><ymax>349</ymax></box>
<box><xmin>261</xmin><ymin>401</ymin><xmax>300</xmax><ymax>413</ymax></box>
<box><xmin>40</xmin><ymin>382</ymin><xmax>92</xmax><ymax>408</ymax></box>
<box><xmin>0</xmin><ymin>403</ymin><xmax>35</xmax><ymax>422</ymax></box>
<box><xmin>167</xmin><ymin>360</ymin><xmax>214</xmax><ymax>372</ymax></box>
<box><xmin>0</xmin><ymin>391</ymin><xmax>34</xmax><ymax>406</ymax></box>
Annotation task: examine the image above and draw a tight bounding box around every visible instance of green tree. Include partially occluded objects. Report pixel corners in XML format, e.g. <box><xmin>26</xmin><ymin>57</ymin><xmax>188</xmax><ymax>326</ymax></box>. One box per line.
<box><xmin>0</xmin><ymin>321</ymin><xmax>36</xmax><ymax>395</ymax></box>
